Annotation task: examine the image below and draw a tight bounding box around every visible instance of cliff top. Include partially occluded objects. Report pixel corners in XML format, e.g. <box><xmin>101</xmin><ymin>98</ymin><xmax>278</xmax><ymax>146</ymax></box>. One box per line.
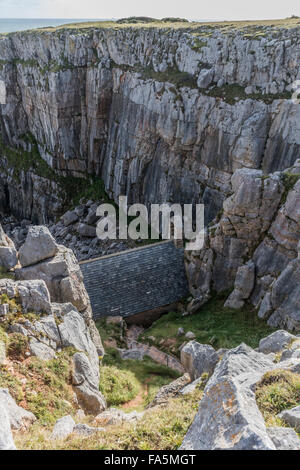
<box><xmin>1</xmin><ymin>17</ymin><xmax>300</xmax><ymax>37</ymax></box>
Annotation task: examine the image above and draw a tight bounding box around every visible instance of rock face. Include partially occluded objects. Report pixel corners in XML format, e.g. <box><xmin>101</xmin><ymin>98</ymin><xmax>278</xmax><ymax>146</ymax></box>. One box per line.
<box><xmin>0</xmin><ymin>25</ymin><xmax>299</xmax><ymax>223</ymax></box>
<box><xmin>186</xmin><ymin>163</ymin><xmax>300</xmax><ymax>332</ymax></box>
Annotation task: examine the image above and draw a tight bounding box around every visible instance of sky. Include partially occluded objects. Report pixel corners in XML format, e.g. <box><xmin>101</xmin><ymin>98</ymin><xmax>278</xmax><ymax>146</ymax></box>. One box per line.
<box><xmin>0</xmin><ymin>0</ymin><xmax>300</xmax><ymax>21</ymax></box>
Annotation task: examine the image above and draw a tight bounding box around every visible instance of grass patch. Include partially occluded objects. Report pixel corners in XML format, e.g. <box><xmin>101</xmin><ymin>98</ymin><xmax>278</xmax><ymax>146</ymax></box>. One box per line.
<box><xmin>140</xmin><ymin>295</ymin><xmax>276</xmax><ymax>356</ymax></box>
<box><xmin>256</xmin><ymin>370</ymin><xmax>300</xmax><ymax>427</ymax></box>
<box><xmin>0</xmin><ymin>349</ymin><xmax>75</xmax><ymax>425</ymax></box>
<box><xmin>205</xmin><ymin>83</ymin><xmax>291</xmax><ymax>105</ymax></box>
<box><xmin>101</xmin><ymin>348</ymin><xmax>180</xmax><ymax>410</ymax></box>
<box><xmin>15</xmin><ymin>387</ymin><xmax>203</xmax><ymax>450</ymax></box>
<box><xmin>0</xmin><ymin>267</ymin><xmax>15</xmax><ymax>280</ymax></box>
<box><xmin>281</xmin><ymin>172</ymin><xmax>300</xmax><ymax>203</ymax></box>
<box><xmin>100</xmin><ymin>365</ymin><xmax>140</xmax><ymax>406</ymax></box>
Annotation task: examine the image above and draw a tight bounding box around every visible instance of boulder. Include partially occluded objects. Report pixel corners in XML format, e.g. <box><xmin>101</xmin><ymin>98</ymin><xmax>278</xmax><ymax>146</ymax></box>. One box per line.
<box><xmin>267</xmin><ymin>427</ymin><xmax>300</xmax><ymax>450</ymax></box>
<box><xmin>279</xmin><ymin>406</ymin><xmax>300</xmax><ymax>432</ymax></box>
<box><xmin>280</xmin><ymin>339</ymin><xmax>300</xmax><ymax>361</ymax></box>
<box><xmin>185</xmin><ymin>332</ymin><xmax>196</xmax><ymax>340</ymax></box>
<box><xmin>51</xmin><ymin>415</ymin><xmax>75</xmax><ymax>440</ymax></box>
<box><xmin>77</xmin><ymin>224</ymin><xmax>96</xmax><ymax>238</ymax></box>
<box><xmin>148</xmin><ymin>374</ymin><xmax>190</xmax><ymax>408</ymax></box>
<box><xmin>0</xmin><ymin>304</ymin><xmax>9</xmax><ymax>317</ymax></box>
<box><xmin>0</xmin><ymin>402</ymin><xmax>16</xmax><ymax>450</ymax></box>
<box><xmin>180</xmin><ymin>344</ymin><xmax>276</xmax><ymax>450</ymax></box>
<box><xmin>94</xmin><ymin>408</ymin><xmax>144</xmax><ymax>427</ymax></box>
<box><xmin>119</xmin><ymin>349</ymin><xmax>145</xmax><ymax>361</ymax></box>
<box><xmin>19</xmin><ymin>226</ymin><xmax>58</xmax><ymax>267</ymax></box>
<box><xmin>259</xmin><ymin>330</ymin><xmax>297</xmax><ymax>354</ymax></box>
<box><xmin>180</xmin><ymin>377</ymin><xmax>206</xmax><ymax>396</ymax></box>
<box><xmin>181</xmin><ymin>341</ymin><xmax>219</xmax><ymax>380</ymax></box>
<box><xmin>61</xmin><ymin>210</ymin><xmax>79</xmax><ymax>227</ymax></box>
<box><xmin>73</xmin><ymin>423</ymin><xmax>104</xmax><ymax>437</ymax></box>
<box><xmin>17</xmin><ymin>280</ymin><xmax>52</xmax><ymax>315</ymax></box>
<box><xmin>0</xmin><ymin>388</ymin><xmax>36</xmax><ymax>430</ymax></box>
<box><xmin>29</xmin><ymin>337</ymin><xmax>56</xmax><ymax>361</ymax></box>
<box><xmin>0</xmin><ymin>339</ymin><xmax>6</xmax><ymax>364</ymax></box>
<box><xmin>72</xmin><ymin>352</ymin><xmax>106</xmax><ymax>416</ymax></box>
<box><xmin>0</xmin><ymin>224</ymin><xmax>18</xmax><ymax>270</ymax></box>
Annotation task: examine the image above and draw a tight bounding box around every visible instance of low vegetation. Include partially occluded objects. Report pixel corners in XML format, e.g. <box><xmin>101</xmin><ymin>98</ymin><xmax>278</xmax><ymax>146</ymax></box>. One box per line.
<box><xmin>0</xmin><ymin>133</ymin><xmax>110</xmax><ymax>210</ymax></box>
<box><xmin>140</xmin><ymin>294</ymin><xmax>276</xmax><ymax>356</ymax></box>
<box><xmin>256</xmin><ymin>370</ymin><xmax>300</xmax><ymax>428</ymax></box>
<box><xmin>15</xmin><ymin>386</ymin><xmax>203</xmax><ymax>450</ymax></box>
<box><xmin>100</xmin><ymin>347</ymin><xmax>180</xmax><ymax>410</ymax></box>
<box><xmin>0</xmin><ymin>323</ymin><xmax>75</xmax><ymax>424</ymax></box>
<box><xmin>0</xmin><ymin>267</ymin><xmax>14</xmax><ymax>280</ymax></box>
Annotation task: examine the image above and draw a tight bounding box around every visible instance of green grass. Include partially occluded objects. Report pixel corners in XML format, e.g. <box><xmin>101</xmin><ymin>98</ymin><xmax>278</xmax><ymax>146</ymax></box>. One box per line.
<box><xmin>256</xmin><ymin>370</ymin><xmax>300</xmax><ymax>428</ymax></box>
<box><xmin>100</xmin><ymin>365</ymin><xmax>140</xmax><ymax>407</ymax></box>
<box><xmin>140</xmin><ymin>295</ymin><xmax>277</xmax><ymax>356</ymax></box>
<box><xmin>101</xmin><ymin>348</ymin><xmax>180</xmax><ymax>410</ymax></box>
<box><xmin>0</xmin><ymin>267</ymin><xmax>15</xmax><ymax>280</ymax></box>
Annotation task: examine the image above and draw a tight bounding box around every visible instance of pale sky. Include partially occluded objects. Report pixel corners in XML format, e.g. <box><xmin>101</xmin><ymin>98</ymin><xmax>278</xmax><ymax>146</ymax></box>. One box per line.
<box><xmin>0</xmin><ymin>0</ymin><xmax>300</xmax><ymax>21</ymax></box>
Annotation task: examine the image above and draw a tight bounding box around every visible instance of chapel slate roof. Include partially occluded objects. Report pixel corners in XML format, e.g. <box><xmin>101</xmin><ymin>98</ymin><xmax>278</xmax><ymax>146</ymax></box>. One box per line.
<box><xmin>80</xmin><ymin>241</ymin><xmax>189</xmax><ymax>320</ymax></box>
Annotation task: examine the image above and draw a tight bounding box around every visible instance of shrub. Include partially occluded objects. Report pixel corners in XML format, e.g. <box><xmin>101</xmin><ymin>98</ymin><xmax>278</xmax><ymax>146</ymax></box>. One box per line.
<box><xmin>100</xmin><ymin>365</ymin><xmax>140</xmax><ymax>406</ymax></box>
<box><xmin>7</xmin><ymin>333</ymin><xmax>28</xmax><ymax>358</ymax></box>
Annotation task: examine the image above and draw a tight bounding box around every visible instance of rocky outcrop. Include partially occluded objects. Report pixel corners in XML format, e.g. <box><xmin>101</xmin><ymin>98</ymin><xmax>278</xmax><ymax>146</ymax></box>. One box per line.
<box><xmin>0</xmin><ymin>225</ymin><xmax>106</xmax><ymax>417</ymax></box>
<box><xmin>0</xmin><ymin>25</ymin><xmax>299</xmax><ymax>222</ymax></box>
<box><xmin>180</xmin><ymin>341</ymin><xmax>219</xmax><ymax>380</ymax></box>
<box><xmin>186</xmin><ymin>161</ymin><xmax>300</xmax><ymax>332</ymax></box>
<box><xmin>180</xmin><ymin>341</ymin><xmax>300</xmax><ymax>450</ymax></box>
<box><xmin>15</xmin><ymin>226</ymin><xmax>104</xmax><ymax>357</ymax></box>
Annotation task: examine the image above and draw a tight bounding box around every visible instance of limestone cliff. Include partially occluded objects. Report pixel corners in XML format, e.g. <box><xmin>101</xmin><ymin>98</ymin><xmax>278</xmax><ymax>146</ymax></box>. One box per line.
<box><xmin>0</xmin><ymin>24</ymin><xmax>300</xmax><ymax>222</ymax></box>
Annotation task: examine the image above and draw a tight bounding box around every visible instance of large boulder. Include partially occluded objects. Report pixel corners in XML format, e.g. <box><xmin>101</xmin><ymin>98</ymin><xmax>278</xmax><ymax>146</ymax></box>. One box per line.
<box><xmin>0</xmin><ymin>388</ymin><xmax>36</xmax><ymax>430</ymax></box>
<box><xmin>18</xmin><ymin>226</ymin><xmax>58</xmax><ymax>267</ymax></box>
<box><xmin>259</xmin><ymin>330</ymin><xmax>298</xmax><ymax>354</ymax></box>
<box><xmin>51</xmin><ymin>415</ymin><xmax>75</xmax><ymax>440</ymax></box>
<box><xmin>279</xmin><ymin>406</ymin><xmax>300</xmax><ymax>432</ymax></box>
<box><xmin>180</xmin><ymin>344</ymin><xmax>277</xmax><ymax>450</ymax></box>
<box><xmin>180</xmin><ymin>341</ymin><xmax>219</xmax><ymax>380</ymax></box>
<box><xmin>0</xmin><ymin>224</ymin><xmax>18</xmax><ymax>270</ymax></box>
<box><xmin>72</xmin><ymin>352</ymin><xmax>106</xmax><ymax>416</ymax></box>
<box><xmin>0</xmin><ymin>402</ymin><xmax>16</xmax><ymax>450</ymax></box>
